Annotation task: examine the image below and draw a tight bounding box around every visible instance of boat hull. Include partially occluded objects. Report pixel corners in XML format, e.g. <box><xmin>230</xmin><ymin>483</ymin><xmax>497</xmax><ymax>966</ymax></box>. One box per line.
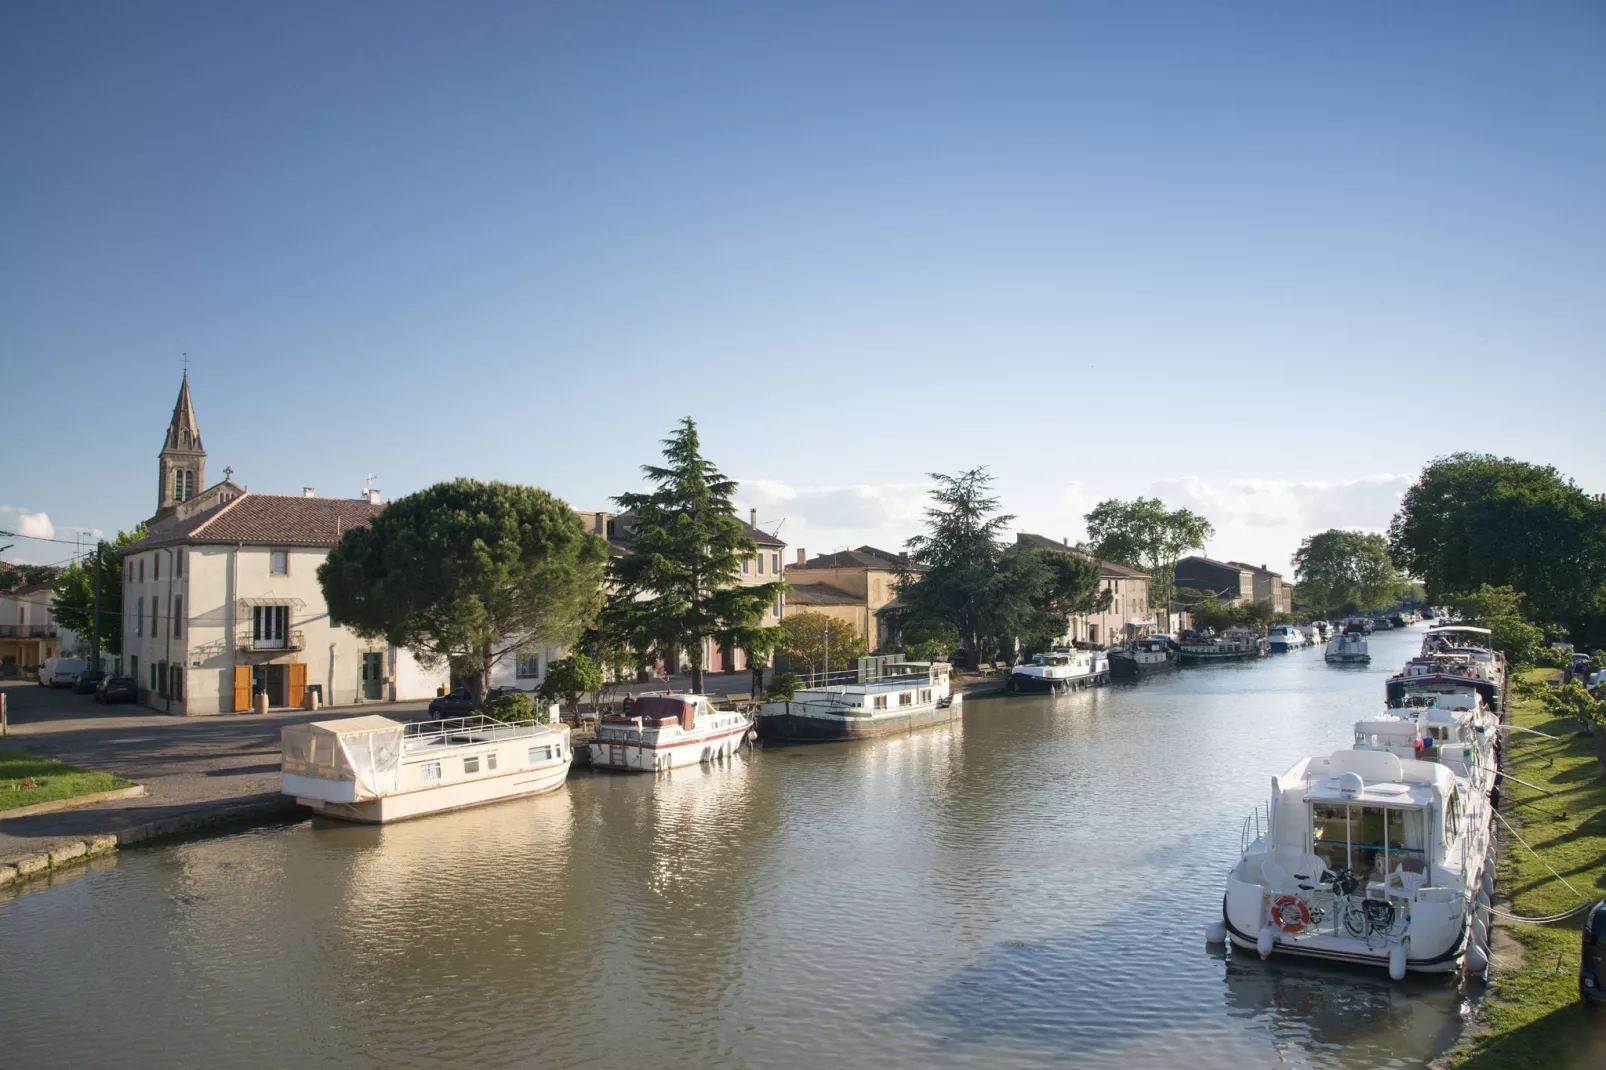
<box><xmin>1007</xmin><ymin>670</ymin><xmax>1107</xmax><ymax>693</ymax></box>
<box><xmin>756</xmin><ymin>696</ymin><xmax>961</xmax><ymax>743</ymax></box>
<box><xmin>1107</xmin><ymin>655</ymin><xmax>1178</xmax><ymax>679</ymax></box>
<box><xmin>1178</xmin><ymin>649</ymin><xmax>1262</xmax><ymax>664</ymax></box>
<box><xmin>1325</xmin><ymin>653</ymin><xmax>1371</xmax><ymax>664</ymax></box>
<box><xmin>293</xmin><ymin>758</ymin><xmax>572</xmax><ymax>824</ymax></box>
<box><xmin>589</xmin><ymin>724</ymin><xmax>749</xmax><ymax>772</ymax></box>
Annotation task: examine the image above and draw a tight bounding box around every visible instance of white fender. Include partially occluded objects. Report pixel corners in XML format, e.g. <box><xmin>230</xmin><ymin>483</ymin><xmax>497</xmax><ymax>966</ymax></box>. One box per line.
<box><xmin>1388</xmin><ymin>943</ymin><xmax>1407</xmax><ymax>981</ymax></box>
<box><xmin>1465</xmin><ymin>942</ymin><xmax>1489</xmax><ymax>976</ymax></box>
<box><xmin>1473</xmin><ymin>917</ymin><xmax>1488</xmax><ymax>952</ymax></box>
<box><xmin>1257</xmin><ymin>926</ymin><xmax>1275</xmax><ymax>959</ymax></box>
<box><xmin>1205</xmin><ymin>920</ymin><xmax>1226</xmax><ymax>945</ymax></box>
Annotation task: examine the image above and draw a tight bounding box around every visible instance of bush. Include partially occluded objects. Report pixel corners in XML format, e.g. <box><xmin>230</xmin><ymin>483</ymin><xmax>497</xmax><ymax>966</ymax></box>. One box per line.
<box><xmin>482</xmin><ymin>692</ymin><xmax>535</xmax><ymax>724</ymax></box>
<box><xmin>1539</xmin><ymin>682</ymin><xmax>1606</xmax><ymax>727</ymax></box>
<box><xmin>763</xmin><ymin>672</ymin><xmax>798</xmax><ymax>701</ymax></box>
<box><xmin>538</xmin><ymin>654</ymin><xmax>603</xmax><ymax>710</ymax></box>
<box><xmin>1533</xmin><ymin>646</ymin><xmax>1571</xmax><ymax>670</ymax></box>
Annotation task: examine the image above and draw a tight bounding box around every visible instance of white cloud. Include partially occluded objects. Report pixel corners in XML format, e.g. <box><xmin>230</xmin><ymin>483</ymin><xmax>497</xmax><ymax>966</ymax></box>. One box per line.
<box><xmin>738</xmin><ymin>480</ymin><xmax>932</xmax><ymax>556</ymax></box>
<box><xmin>1147</xmin><ymin>473</ymin><xmax>1412</xmax><ymax>576</ymax></box>
<box><xmin>0</xmin><ymin>505</ymin><xmax>56</xmax><ymax>541</ymax></box>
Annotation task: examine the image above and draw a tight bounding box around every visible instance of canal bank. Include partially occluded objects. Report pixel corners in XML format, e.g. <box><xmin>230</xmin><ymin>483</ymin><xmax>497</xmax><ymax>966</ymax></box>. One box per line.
<box><xmin>1437</xmin><ymin>668</ymin><xmax>1606</xmax><ymax>1070</ymax></box>
<box><xmin>0</xmin><ymin>625</ymin><xmax>1483</xmax><ymax>1069</ymax></box>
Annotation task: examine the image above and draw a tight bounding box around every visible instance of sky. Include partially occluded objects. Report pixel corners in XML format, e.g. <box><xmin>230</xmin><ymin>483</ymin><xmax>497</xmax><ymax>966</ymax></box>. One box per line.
<box><xmin>3</xmin><ymin>2</ymin><xmax>1603</xmax><ymax>577</ymax></box>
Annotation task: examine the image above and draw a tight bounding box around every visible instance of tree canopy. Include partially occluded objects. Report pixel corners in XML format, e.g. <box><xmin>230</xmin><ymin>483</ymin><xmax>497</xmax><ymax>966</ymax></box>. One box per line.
<box><xmin>1291</xmin><ymin>529</ymin><xmax>1406</xmax><ymax>616</ymax></box>
<box><xmin>318</xmin><ymin>479</ymin><xmax>607</xmax><ymax>700</ymax></box>
<box><xmin>51</xmin><ymin>525</ymin><xmax>147</xmax><ymax>657</ymax></box>
<box><xmin>896</xmin><ymin>469</ymin><xmax>1112</xmax><ymax>660</ymax></box>
<box><xmin>0</xmin><ymin>561</ymin><xmax>60</xmax><ymax>593</ymax></box>
<box><xmin>1083</xmin><ymin>497</ymin><xmax>1213</xmax><ymax>605</ymax></box>
<box><xmin>1388</xmin><ymin>453</ymin><xmax>1606</xmax><ymax>633</ymax></box>
<box><xmin>606</xmin><ymin>417</ymin><xmax>784</xmax><ymax>693</ymax></box>
<box><xmin>777</xmin><ymin>611</ymin><xmax>866</xmax><ymax>679</ymax></box>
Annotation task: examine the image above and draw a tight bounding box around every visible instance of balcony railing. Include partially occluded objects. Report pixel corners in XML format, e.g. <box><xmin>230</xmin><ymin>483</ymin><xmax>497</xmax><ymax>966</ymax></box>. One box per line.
<box><xmin>239</xmin><ymin>630</ymin><xmax>305</xmax><ymax>653</ymax></box>
<box><xmin>0</xmin><ymin>624</ymin><xmax>59</xmax><ymax>639</ymax></box>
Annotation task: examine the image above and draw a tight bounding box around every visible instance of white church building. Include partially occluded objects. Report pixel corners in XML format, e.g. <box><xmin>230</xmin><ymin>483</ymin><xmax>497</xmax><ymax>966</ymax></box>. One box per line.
<box><xmin>120</xmin><ymin>375</ymin><xmax>446</xmax><ymax>714</ymax></box>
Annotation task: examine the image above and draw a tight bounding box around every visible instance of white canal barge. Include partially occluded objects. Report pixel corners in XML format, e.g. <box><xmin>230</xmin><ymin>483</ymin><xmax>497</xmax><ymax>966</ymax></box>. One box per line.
<box><xmin>281</xmin><ymin>714</ymin><xmax>572</xmax><ymax>823</ymax></box>
<box><xmin>1007</xmin><ymin>648</ymin><xmax>1110</xmax><ymax>693</ymax></box>
<box><xmin>755</xmin><ymin>657</ymin><xmax>959</xmax><ymax>742</ymax></box>
<box><xmin>590</xmin><ymin>694</ymin><xmax>750</xmax><ymax>772</ymax></box>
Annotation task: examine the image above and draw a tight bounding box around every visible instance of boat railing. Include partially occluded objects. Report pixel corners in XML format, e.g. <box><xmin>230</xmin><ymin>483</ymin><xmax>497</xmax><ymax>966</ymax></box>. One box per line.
<box><xmin>793</xmin><ymin>666</ymin><xmax>933</xmax><ymax>691</ymax></box>
<box><xmin>1240</xmin><ymin>800</ymin><xmax>1271</xmax><ymax>854</ymax></box>
<box><xmin>403</xmin><ymin>715</ymin><xmax>548</xmax><ymax>744</ymax></box>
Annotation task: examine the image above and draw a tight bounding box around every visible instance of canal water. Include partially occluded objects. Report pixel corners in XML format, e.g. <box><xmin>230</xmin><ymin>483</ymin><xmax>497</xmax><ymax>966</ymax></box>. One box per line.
<box><xmin>0</xmin><ymin>625</ymin><xmax>1472</xmax><ymax>1068</ymax></box>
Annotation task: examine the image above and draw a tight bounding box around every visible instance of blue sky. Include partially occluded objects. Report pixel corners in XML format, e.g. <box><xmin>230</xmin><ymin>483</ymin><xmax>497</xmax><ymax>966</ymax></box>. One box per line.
<box><xmin>4</xmin><ymin>2</ymin><xmax>1603</xmax><ymax>575</ymax></box>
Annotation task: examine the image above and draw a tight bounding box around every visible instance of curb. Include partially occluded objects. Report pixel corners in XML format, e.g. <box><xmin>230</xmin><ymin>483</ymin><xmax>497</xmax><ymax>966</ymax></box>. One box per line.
<box><xmin>0</xmin><ymin>797</ymin><xmax>300</xmax><ymax>891</ymax></box>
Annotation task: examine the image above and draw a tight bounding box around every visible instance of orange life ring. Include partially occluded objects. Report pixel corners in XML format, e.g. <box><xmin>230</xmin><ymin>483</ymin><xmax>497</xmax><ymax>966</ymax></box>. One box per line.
<box><xmin>1272</xmin><ymin>895</ymin><xmax>1312</xmax><ymax>934</ymax></box>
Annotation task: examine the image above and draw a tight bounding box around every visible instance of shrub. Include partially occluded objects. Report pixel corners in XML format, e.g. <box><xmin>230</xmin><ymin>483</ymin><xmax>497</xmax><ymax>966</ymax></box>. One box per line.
<box><xmin>482</xmin><ymin>692</ymin><xmax>534</xmax><ymax>724</ymax></box>
<box><xmin>1532</xmin><ymin>646</ymin><xmax>1571</xmax><ymax>670</ymax></box>
<box><xmin>763</xmin><ymin>672</ymin><xmax>798</xmax><ymax>701</ymax></box>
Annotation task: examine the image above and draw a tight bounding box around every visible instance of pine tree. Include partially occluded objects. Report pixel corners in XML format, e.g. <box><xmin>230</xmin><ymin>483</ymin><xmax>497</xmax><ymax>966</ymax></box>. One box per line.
<box><xmin>608</xmin><ymin>418</ymin><xmax>784</xmax><ymax>693</ymax></box>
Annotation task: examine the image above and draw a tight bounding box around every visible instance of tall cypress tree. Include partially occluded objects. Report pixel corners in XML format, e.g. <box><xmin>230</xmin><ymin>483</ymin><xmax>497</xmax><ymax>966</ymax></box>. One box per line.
<box><xmin>608</xmin><ymin>417</ymin><xmax>784</xmax><ymax>693</ymax></box>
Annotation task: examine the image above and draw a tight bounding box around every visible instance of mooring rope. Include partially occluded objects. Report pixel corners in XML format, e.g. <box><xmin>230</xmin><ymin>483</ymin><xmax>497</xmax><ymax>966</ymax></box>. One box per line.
<box><xmin>1487</xmin><ymin>807</ymin><xmax>1595</xmax><ymax>925</ymax></box>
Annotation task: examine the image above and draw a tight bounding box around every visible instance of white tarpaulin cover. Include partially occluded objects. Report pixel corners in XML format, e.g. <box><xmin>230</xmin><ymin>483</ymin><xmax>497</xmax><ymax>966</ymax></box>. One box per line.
<box><xmin>281</xmin><ymin>716</ymin><xmax>404</xmax><ymax>798</ymax></box>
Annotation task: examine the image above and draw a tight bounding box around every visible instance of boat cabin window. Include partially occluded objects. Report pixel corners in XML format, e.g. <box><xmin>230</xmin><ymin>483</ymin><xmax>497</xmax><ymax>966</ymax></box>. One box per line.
<box><xmin>874</xmin><ymin>695</ymin><xmax>888</xmax><ymax>710</ymax></box>
<box><xmin>1444</xmin><ymin>788</ymin><xmax>1460</xmax><ymax>840</ymax></box>
<box><xmin>529</xmin><ymin>745</ymin><xmax>552</xmax><ymax>763</ymax></box>
<box><xmin>463</xmin><ymin>756</ymin><xmax>480</xmax><ymax>775</ymax></box>
<box><xmin>421</xmin><ymin>762</ymin><xmax>441</xmax><ymax>781</ymax></box>
<box><xmin>1310</xmin><ymin>803</ymin><xmax>1428</xmax><ymax>885</ymax></box>
<box><xmin>920</xmin><ymin>689</ymin><xmax>932</xmax><ymax>704</ymax></box>
<box><xmin>486</xmin><ymin>752</ymin><xmax>498</xmax><ymax>771</ymax></box>
<box><xmin>899</xmin><ymin>692</ymin><xmax>912</xmax><ymax>707</ymax></box>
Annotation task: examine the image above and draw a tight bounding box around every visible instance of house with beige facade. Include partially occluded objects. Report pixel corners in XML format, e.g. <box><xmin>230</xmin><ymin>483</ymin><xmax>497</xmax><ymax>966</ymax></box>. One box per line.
<box><xmin>120</xmin><ymin>377</ymin><xmax>445</xmax><ymax>714</ymax></box>
<box><xmin>0</xmin><ymin>582</ymin><xmax>78</xmax><ymax>677</ymax></box>
<box><xmin>1229</xmin><ymin>561</ymin><xmax>1292</xmax><ymax>614</ymax></box>
<box><xmin>784</xmin><ymin>545</ymin><xmax>912</xmax><ymax>652</ymax></box>
<box><xmin>1014</xmin><ymin>534</ymin><xmax>1156</xmax><ymax>646</ymax></box>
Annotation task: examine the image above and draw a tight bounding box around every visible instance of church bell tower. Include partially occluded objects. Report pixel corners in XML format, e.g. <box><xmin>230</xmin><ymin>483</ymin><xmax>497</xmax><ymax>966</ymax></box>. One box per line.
<box><xmin>158</xmin><ymin>372</ymin><xmax>206</xmax><ymax>513</ymax></box>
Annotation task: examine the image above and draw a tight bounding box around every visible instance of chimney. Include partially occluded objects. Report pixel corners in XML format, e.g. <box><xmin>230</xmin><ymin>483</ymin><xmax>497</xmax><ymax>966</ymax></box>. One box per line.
<box><xmin>1063</xmin><ymin>537</ymin><xmax>1068</xmax><ymax>546</ymax></box>
<box><xmin>750</xmin><ymin>508</ymin><xmax>757</xmax><ymax>529</ymax></box>
<box><xmin>1260</xmin><ymin>563</ymin><xmax>1267</xmax><ymax>572</ymax></box>
<box><xmin>303</xmin><ymin>487</ymin><xmax>316</xmax><ymax>497</ymax></box>
<box><xmin>899</xmin><ymin>551</ymin><xmax>909</xmax><ymax>562</ymax></box>
<box><xmin>595</xmin><ymin>513</ymin><xmax>605</xmax><ymax>535</ymax></box>
<box><xmin>797</xmin><ymin>549</ymin><xmax>806</xmax><ymax>566</ymax></box>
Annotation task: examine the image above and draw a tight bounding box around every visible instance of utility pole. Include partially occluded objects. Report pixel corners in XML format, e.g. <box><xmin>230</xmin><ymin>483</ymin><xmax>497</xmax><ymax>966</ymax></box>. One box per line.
<box><xmin>91</xmin><ymin>541</ymin><xmax>103</xmax><ymax>673</ymax></box>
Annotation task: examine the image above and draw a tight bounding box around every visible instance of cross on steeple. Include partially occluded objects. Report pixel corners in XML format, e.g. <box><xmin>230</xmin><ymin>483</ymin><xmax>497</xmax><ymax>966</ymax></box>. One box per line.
<box><xmin>224</xmin><ymin>466</ymin><xmax>233</xmax><ymax>481</ymax></box>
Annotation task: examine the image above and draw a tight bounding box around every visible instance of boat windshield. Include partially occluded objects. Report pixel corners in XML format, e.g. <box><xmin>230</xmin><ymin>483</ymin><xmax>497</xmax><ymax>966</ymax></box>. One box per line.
<box><xmin>1310</xmin><ymin>802</ymin><xmax>1428</xmax><ymax>885</ymax></box>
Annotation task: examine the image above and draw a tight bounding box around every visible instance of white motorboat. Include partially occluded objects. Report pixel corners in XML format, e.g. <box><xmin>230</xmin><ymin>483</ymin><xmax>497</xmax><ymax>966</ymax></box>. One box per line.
<box><xmin>590</xmin><ymin>694</ymin><xmax>750</xmax><ymax>772</ymax></box>
<box><xmin>1267</xmin><ymin>625</ymin><xmax>1309</xmax><ymax>653</ymax></box>
<box><xmin>1007</xmin><ymin>648</ymin><xmax>1109</xmax><ymax>693</ymax></box>
<box><xmin>1325</xmin><ymin>629</ymin><xmax>1370</xmax><ymax>664</ymax></box>
<box><xmin>756</xmin><ymin>658</ymin><xmax>960</xmax><ymax>742</ymax></box>
<box><xmin>1216</xmin><ymin>701</ymin><xmax>1497</xmax><ymax>978</ymax></box>
<box><xmin>281</xmin><ymin>714</ymin><xmax>572</xmax><ymax>823</ymax></box>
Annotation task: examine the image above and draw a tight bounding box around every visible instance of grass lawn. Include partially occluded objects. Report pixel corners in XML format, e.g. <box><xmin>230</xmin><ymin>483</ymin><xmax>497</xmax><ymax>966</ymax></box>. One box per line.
<box><xmin>1446</xmin><ymin>668</ymin><xmax>1606</xmax><ymax>1069</ymax></box>
<box><xmin>0</xmin><ymin>749</ymin><xmax>134</xmax><ymax>813</ymax></box>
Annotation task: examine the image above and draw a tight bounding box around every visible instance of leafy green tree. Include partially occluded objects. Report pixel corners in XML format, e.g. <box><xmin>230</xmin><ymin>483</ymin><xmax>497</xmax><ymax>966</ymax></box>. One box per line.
<box><xmin>606</xmin><ymin>418</ymin><xmax>785</xmax><ymax>694</ymax></box>
<box><xmin>777</xmin><ymin>611</ymin><xmax>867</xmax><ymax>679</ymax></box>
<box><xmin>1000</xmin><ymin>544</ymin><xmax>1112</xmax><ymax>655</ymax></box>
<box><xmin>51</xmin><ymin>525</ymin><xmax>147</xmax><ymax>659</ymax></box>
<box><xmin>319</xmin><ymin>479</ymin><xmax>607</xmax><ymax>701</ymax></box>
<box><xmin>1182</xmin><ymin>589</ymin><xmax>1249</xmax><ymax>632</ymax></box>
<box><xmin>1083</xmin><ymin>497</ymin><xmax>1213</xmax><ymax>608</ymax></box>
<box><xmin>897</xmin><ymin>468</ymin><xmax>1015</xmax><ymax>660</ymax></box>
<box><xmin>1389</xmin><ymin>453</ymin><xmax>1606</xmax><ymax>632</ymax></box>
<box><xmin>1291</xmin><ymin>530</ymin><xmax>1404</xmax><ymax>615</ymax></box>
<box><xmin>0</xmin><ymin>562</ymin><xmax>61</xmax><ymax>593</ymax></box>
<box><xmin>1447</xmin><ymin>584</ymin><xmax>1544</xmax><ymax>669</ymax></box>
<box><xmin>763</xmin><ymin>671</ymin><xmax>799</xmax><ymax>701</ymax></box>
<box><xmin>901</xmin><ymin>618</ymin><xmax>960</xmax><ymax>663</ymax></box>
<box><xmin>538</xmin><ymin>654</ymin><xmax>603</xmax><ymax>712</ymax></box>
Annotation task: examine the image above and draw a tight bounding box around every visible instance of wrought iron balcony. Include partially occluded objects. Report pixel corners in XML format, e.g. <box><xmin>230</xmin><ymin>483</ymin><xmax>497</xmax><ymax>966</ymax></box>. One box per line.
<box><xmin>0</xmin><ymin>624</ymin><xmax>59</xmax><ymax>639</ymax></box>
<box><xmin>239</xmin><ymin>630</ymin><xmax>305</xmax><ymax>653</ymax></box>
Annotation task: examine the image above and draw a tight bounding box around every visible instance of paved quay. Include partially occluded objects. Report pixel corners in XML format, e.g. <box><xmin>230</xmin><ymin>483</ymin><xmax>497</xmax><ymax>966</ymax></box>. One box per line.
<box><xmin>0</xmin><ymin>680</ymin><xmax>434</xmax><ymax>871</ymax></box>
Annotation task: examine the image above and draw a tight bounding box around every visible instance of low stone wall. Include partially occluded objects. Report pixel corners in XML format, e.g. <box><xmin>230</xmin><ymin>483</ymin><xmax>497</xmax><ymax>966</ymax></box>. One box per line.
<box><xmin>0</xmin><ymin>796</ymin><xmax>299</xmax><ymax>892</ymax></box>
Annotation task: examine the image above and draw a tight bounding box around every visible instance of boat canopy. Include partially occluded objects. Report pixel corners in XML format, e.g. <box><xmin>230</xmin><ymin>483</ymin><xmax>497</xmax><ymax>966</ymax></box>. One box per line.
<box><xmin>282</xmin><ymin>716</ymin><xmax>404</xmax><ymax>797</ymax></box>
<box><xmin>632</xmin><ymin>695</ymin><xmax>697</xmax><ymax>730</ymax></box>
<box><xmin>1426</xmin><ymin>626</ymin><xmax>1491</xmax><ymax>636</ymax></box>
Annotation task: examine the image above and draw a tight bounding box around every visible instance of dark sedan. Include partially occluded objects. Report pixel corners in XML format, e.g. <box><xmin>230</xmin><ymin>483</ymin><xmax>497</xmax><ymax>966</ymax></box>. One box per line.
<box><xmin>426</xmin><ymin>685</ymin><xmax>525</xmax><ymax>718</ymax></box>
<box><xmin>73</xmin><ymin>670</ymin><xmax>108</xmax><ymax>695</ymax></box>
<box><xmin>1583</xmin><ymin>900</ymin><xmax>1606</xmax><ymax>1006</ymax></box>
<box><xmin>95</xmin><ymin>676</ymin><xmax>139</xmax><ymax>704</ymax></box>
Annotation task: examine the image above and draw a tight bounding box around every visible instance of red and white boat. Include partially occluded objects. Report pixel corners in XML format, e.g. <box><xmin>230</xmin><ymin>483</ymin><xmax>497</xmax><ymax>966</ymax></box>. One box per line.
<box><xmin>589</xmin><ymin>694</ymin><xmax>750</xmax><ymax>773</ymax></box>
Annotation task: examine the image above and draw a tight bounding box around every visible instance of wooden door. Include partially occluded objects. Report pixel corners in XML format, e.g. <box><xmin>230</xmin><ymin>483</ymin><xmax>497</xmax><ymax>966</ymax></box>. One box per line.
<box><xmin>287</xmin><ymin>663</ymin><xmax>308</xmax><ymax>708</ymax></box>
<box><xmin>233</xmin><ymin>665</ymin><xmax>252</xmax><ymax>712</ymax></box>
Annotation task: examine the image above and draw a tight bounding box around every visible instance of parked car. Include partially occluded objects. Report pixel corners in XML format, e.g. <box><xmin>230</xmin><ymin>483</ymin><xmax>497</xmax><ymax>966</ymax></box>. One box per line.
<box><xmin>95</xmin><ymin>676</ymin><xmax>139</xmax><ymax>704</ymax></box>
<box><xmin>426</xmin><ymin>685</ymin><xmax>525</xmax><ymax>718</ymax></box>
<box><xmin>38</xmin><ymin>656</ymin><xmax>88</xmax><ymax>688</ymax></box>
<box><xmin>1582</xmin><ymin>900</ymin><xmax>1606</xmax><ymax>1006</ymax></box>
<box><xmin>73</xmin><ymin>670</ymin><xmax>107</xmax><ymax>694</ymax></box>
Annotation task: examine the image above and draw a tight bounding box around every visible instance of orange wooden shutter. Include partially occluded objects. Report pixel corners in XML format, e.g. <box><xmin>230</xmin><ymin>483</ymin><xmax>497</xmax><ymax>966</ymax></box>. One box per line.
<box><xmin>233</xmin><ymin>666</ymin><xmax>252</xmax><ymax>712</ymax></box>
<box><xmin>287</xmin><ymin>663</ymin><xmax>308</xmax><ymax>708</ymax></box>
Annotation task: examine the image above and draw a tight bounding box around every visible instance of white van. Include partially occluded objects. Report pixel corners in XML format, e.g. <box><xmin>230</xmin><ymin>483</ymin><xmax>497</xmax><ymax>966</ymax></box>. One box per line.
<box><xmin>38</xmin><ymin>657</ymin><xmax>88</xmax><ymax>688</ymax></box>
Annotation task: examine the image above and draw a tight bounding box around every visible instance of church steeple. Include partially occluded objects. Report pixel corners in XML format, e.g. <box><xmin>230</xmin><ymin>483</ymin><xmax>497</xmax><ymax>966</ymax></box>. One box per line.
<box><xmin>157</xmin><ymin>372</ymin><xmax>207</xmax><ymax>512</ymax></box>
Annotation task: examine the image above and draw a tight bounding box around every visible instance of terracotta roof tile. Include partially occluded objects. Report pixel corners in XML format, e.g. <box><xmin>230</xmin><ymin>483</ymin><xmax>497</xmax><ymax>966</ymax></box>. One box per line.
<box><xmin>125</xmin><ymin>493</ymin><xmax>382</xmax><ymax>551</ymax></box>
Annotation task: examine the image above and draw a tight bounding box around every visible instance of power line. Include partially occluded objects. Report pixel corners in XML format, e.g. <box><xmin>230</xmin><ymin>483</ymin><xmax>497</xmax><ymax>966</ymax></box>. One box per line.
<box><xmin>0</xmin><ymin>528</ymin><xmax>104</xmax><ymax>546</ymax></box>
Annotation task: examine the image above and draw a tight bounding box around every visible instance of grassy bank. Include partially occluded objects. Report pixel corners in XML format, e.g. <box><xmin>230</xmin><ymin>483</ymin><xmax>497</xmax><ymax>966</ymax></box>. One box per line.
<box><xmin>1446</xmin><ymin>668</ymin><xmax>1606</xmax><ymax>1070</ymax></box>
<box><xmin>0</xmin><ymin>750</ymin><xmax>133</xmax><ymax>813</ymax></box>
